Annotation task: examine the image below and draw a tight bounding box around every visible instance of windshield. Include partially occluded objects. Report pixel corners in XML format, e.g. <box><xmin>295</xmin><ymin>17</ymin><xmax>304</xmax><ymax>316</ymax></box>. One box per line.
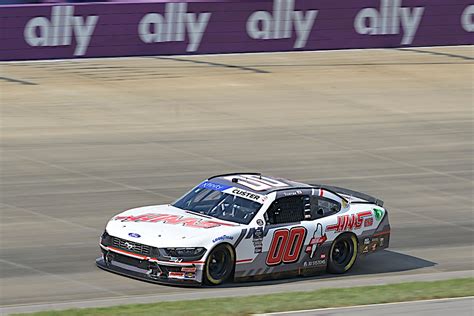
<box><xmin>172</xmin><ymin>186</ymin><xmax>263</xmax><ymax>225</ymax></box>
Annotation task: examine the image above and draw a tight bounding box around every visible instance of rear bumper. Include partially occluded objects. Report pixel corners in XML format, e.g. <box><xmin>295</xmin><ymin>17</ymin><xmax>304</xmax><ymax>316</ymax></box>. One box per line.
<box><xmin>96</xmin><ymin>246</ymin><xmax>202</xmax><ymax>286</ymax></box>
<box><xmin>360</xmin><ymin>210</ymin><xmax>391</xmax><ymax>255</ymax></box>
<box><xmin>360</xmin><ymin>230</ymin><xmax>390</xmax><ymax>255</ymax></box>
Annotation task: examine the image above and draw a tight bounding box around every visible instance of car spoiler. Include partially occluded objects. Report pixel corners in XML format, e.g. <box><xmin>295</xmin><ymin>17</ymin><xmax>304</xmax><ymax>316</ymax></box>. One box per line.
<box><xmin>310</xmin><ymin>184</ymin><xmax>384</xmax><ymax>207</ymax></box>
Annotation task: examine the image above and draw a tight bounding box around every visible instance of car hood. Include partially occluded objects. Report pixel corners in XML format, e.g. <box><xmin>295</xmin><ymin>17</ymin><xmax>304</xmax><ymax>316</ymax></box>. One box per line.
<box><xmin>105</xmin><ymin>204</ymin><xmax>241</xmax><ymax>248</ymax></box>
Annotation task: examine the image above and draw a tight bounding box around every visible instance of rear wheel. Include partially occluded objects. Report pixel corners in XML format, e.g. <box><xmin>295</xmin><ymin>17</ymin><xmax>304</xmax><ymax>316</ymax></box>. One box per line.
<box><xmin>327</xmin><ymin>234</ymin><xmax>358</xmax><ymax>274</ymax></box>
<box><xmin>204</xmin><ymin>244</ymin><xmax>235</xmax><ymax>285</ymax></box>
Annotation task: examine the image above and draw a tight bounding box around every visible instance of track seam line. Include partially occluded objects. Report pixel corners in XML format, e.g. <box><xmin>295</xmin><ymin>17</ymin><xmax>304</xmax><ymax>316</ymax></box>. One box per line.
<box><xmin>358</xmin><ymin>176</ymin><xmax>474</xmax><ymax>232</ymax></box>
<box><xmin>285</xmin><ymin>130</ymin><xmax>472</xmax><ymax>184</ymax></box>
<box><xmin>255</xmin><ymin>296</ymin><xmax>474</xmax><ymax>315</ymax></box>
<box><xmin>394</xmin><ymin>48</ymin><xmax>474</xmax><ymax>61</ymax></box>
<box><xmin>0</xmin><ymin>259</ymin><xmax>125</xmax><ymax>296</ymax></box>
<box><xmin>296</xmin><ymin>169</ymin><xmax>473</xmax><ymax>182</ymax></box>
<box><xmin>390</xmin><ymin>207</ymin><xmax>474</xmax><ymax>232</ymax></box>
<box><xmin>0</xmin><ymin>76</ymin><xmax>37</xmax><ymax>85</ymax></box>
<box><xmin>155</xmin><ymin>56</ymin><xmax>271</xmax><ymax>74</ymax></box>
<box><xmin>119</xmin><ymin>134</ymin><xmax>253</xmax><ymax>172</ymax></box>
<box><xmin>0</xmin><ymin>202</ymin><xmax>100</xmax><ymax>232</ymax></box>
<box><xmin>12</xmin><ymin>154</ymin><xmax>176</xmax><ymax>200</ymax></box>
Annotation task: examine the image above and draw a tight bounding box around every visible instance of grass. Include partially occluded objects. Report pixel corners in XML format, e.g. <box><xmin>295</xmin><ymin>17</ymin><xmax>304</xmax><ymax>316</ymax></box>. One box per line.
<box><xmin>21</xmin><ymin>278</ymin><xmax>474</xmax><ymax>316</ymax></box>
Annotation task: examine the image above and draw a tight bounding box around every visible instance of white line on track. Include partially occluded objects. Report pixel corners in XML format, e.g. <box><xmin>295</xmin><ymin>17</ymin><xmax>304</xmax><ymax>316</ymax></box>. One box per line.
<box><xmin>124</xmin><ymin>134</ymin><xmax>251</xmax><ymax>172</ymax></box>
<box><xmin>12</xmin><ymin>153</ymin><xmax>176</xmax><ymax>200</ymax></box>
<box><xmin>363</xmin><ymin>150</ymin><xmax>473</xmax><ymax>184</ymax></box>
<box><xmin>296</xmin><ymin>169</ymin><xmax>473</xmax><ymax>182</ymax></box>
<box><xmin>254</xmin><ymin>296</ymin><xmax>474</xmax><ymax>315</ymax></box>
<box><xmin>392</xmin><ymin>207</ymin><xmax>474</xmax><ymax>232</ymax></box>
<box><xmin>0</xmin><ymin>202</ymin><xmax>100</xmax><ymax>232</ymax></box>
<box><xmin>289</xmin><ymin>130</ymin><xmax>473</xmax><ymax>185</ymax></box>
<box><xmin>0</xmin><ymin>259</ymin><xmax>125</xmax><ymax>296</ymax></box>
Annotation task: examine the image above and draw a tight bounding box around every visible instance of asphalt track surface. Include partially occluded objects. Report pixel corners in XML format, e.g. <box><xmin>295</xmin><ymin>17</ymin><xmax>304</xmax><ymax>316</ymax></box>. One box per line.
<box><xmin>1</xmin><ymin>46</ymin><xmax>473</xmax><ymax>314</ymax></box>
<box><xmin>260</xmin><ymin>297</ymin><xmax>474</xmax><ymax>315</ymax></box>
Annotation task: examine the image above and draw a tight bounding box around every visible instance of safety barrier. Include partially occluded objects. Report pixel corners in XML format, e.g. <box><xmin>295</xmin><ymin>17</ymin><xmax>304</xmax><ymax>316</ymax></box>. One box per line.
<box><xmin>1</xmin><ymin>0</ymin><xmax>473</xmax><ymax>61</ymax></box>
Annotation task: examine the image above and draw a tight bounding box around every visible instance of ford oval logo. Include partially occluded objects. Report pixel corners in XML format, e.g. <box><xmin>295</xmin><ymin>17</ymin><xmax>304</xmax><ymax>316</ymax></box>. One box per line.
<box><xmin>128</xmin><ymin>233</ymin><xmax>141</xmax><ymax>238</ymax></box>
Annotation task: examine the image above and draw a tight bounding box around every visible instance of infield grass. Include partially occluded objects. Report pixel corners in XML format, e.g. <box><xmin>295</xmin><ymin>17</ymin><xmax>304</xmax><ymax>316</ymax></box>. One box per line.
<box><xmin>20</xmin><ymin>278</ymin><xmax>474</xmax><ymax>316</ymax></box>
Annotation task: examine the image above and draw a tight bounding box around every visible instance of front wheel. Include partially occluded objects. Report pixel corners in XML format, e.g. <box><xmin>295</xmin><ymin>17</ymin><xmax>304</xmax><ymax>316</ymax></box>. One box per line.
<box><xmin>203</xmin><ymin>244</ymin><xmax>235</xmax><ymax>285</ymax></box>
<box><xmin>327</xmin><ymin>233</ymin><xmax>358</xmax><ymax>274</ymax></box>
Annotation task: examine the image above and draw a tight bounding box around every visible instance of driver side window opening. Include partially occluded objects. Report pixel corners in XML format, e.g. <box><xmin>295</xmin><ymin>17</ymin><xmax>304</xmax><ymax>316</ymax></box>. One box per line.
<box><xmin>265</xmin><ymin>195</ymin><xmax>310</xmax><ymax>225</ymax></box>
<box><xmin>310</xmin><ymin>196</ymin><xmax>341</xmax><ymax>219</ymax></box>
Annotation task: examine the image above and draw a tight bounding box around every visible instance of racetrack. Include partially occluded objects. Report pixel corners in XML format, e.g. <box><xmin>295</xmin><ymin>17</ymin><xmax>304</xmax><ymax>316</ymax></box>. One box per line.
<box><xmin>1</xmin><ymin>46</ymin><xmax>473</xmax><ymax>313</ymax></box>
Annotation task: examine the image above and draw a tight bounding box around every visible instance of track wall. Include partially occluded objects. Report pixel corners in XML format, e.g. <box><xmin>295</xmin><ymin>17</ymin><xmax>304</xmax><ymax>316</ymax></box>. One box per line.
<box><xmin>1</xmin><ymin>0</ymin><xmax>473</xmax><ymax>61</ymax></box>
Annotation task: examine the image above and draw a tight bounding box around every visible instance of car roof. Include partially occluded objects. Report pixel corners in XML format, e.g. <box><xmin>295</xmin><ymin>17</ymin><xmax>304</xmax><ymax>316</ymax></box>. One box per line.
<box><xmin>206</xmin><ymin>173</ymin><xmax>312</xmax><ymax>195</ymax></box>
<box><xmin>205</xmin><ymin>173</ymin><xmax>379</xmax><ymax>206</ymax></box>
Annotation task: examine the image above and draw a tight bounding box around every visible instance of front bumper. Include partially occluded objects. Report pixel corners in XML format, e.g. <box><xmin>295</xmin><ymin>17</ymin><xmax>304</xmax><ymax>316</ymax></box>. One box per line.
<box><xmin>96</xmin><ymin>246</ymin><xmax>202</xmax><ymax>286</ymax></box>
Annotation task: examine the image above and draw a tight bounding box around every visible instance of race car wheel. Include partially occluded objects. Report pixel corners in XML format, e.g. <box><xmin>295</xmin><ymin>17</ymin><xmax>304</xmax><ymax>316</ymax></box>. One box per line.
<box><xmin>204</xmin><ymin>244</ymin><xmax>235</xmax><ymax>285</ymax></box>
<box><xmin>327</xmin><ymin>233</ymin><xmax>358</xmax><ymax>274</ymax></box>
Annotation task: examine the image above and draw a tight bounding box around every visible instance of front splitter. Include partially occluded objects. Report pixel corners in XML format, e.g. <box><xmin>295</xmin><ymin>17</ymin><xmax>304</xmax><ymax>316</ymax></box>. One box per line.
<box><xmin>95</xmin><ymin>257</ymin><xmax>201</xmax><ymax>287</ymax></box>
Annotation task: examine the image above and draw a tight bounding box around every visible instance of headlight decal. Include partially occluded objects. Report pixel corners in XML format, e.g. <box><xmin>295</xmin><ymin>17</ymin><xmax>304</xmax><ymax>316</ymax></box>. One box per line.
<box><xmin>160</xmin><ymin>247</ymin><xmax>207</xmax><ymax>261</ymax></box>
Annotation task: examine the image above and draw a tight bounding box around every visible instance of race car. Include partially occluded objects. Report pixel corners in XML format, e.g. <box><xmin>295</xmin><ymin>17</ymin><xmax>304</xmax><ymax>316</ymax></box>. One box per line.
<box><xmin>97</xmin><ymin>173</ymin><xmax>390</xmax><ymax>285</ymax></box>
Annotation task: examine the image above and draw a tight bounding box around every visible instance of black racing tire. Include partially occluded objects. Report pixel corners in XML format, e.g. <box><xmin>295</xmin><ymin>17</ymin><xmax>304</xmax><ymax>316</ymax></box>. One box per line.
<box><xmin>327</xmin><ymin>233</ymin><xmax>358</xmax><ymax>274</ymax></box>
<box><xmin>203</xmin><ymin>243</ymin><xmax>235</xmax><ymax>285</ymax></box>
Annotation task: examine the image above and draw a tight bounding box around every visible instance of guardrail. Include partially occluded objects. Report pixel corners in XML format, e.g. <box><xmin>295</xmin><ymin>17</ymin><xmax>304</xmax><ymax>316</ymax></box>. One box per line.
<box><xmin>1</xmin><ymin>0</ymin><xmax>473</xmax><ymax>61</ymax></box>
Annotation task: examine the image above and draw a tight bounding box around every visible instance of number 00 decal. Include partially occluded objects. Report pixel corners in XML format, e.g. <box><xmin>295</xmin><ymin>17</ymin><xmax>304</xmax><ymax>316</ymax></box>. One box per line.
<box><xmin>266</xmin><ymin>227</ymin><xmax>307</xmax><ymax>266</ymax></box>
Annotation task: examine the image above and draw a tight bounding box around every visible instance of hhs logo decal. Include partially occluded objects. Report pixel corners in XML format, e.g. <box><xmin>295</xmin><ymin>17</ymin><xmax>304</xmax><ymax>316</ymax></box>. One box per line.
<box><xmin>114</xmin><ymin>213</ymin><xmax>236</xmax><ymax>229</ymax></box>
<box><xmin>24</xmin><ymin>6</ymin><xmax>98</xmax><ymax>56</ymax></box>
<box><xmin>326</xmin><ymin>211</ymin><xmax>373</xmax><ymax>232</ymax></box>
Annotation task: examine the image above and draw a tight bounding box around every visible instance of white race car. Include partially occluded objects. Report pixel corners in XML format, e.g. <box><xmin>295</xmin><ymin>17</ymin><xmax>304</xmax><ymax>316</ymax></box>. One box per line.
<box><xmin>97</xmin><ymin>173</ymin><xmax>390</xmax><ymax>285</ymax></box>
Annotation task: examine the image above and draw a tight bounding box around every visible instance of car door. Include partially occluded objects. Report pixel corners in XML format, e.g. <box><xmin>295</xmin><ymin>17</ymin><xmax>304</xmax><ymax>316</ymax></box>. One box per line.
<box><xmin>300</xmin><ymin>194</ymin><xmax>344</xmax><ymax>267</ymax></box>
<box><xmin>262</xmin><ymin>193</ymin><xmax>315</xmax><ymax>270</ymax></box>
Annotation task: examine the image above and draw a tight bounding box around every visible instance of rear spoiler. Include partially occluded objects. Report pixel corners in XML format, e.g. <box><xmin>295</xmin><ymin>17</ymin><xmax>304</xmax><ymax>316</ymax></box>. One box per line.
<box><xmin>310</xmin><ymin>184</ymin><xmax>384</xmax><ymax>207</ymax></box>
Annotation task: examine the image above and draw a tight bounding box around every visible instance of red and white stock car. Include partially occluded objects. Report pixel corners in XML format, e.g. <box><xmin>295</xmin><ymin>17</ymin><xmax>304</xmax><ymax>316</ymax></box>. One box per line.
<box><xmin>97</xmin><ymin>173</ymin><xmax>390</xmax><ymax>285</ymax></box>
